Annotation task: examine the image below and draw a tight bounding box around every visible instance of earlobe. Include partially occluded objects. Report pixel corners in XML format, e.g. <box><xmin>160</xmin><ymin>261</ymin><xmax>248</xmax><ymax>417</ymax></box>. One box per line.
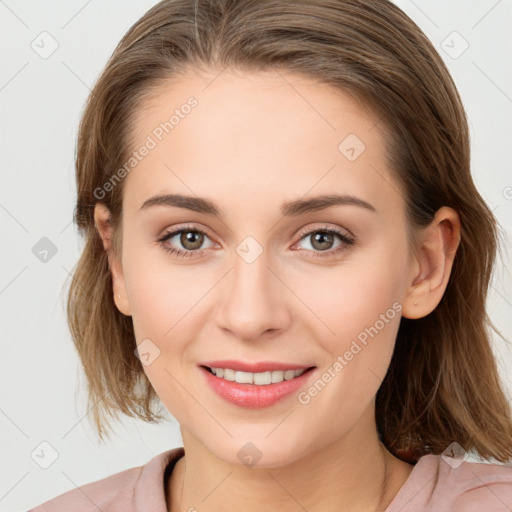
<box><xmin>402</xmin><ymin>207</ymin><xmax>461</xmax><ymax>319</ymax></box>
<box><xmin>93</xmin><ymin>203</ymin><xmax>132</xmax><ymax>317</ymax></box>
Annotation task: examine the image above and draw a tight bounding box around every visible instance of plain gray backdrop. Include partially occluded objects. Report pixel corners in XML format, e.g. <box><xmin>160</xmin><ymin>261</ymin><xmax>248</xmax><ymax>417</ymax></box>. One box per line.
<box><xmin>1</xmin><ymin>1</ymin><xmax>511</xmax><ymax>510</ymax></box>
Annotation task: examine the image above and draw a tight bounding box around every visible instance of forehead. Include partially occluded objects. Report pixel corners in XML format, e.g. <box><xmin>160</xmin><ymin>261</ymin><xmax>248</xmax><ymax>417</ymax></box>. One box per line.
<box><xmin>123</xmin><ymin>68</ymin><xmax>403</xmax><ymax>220</ymax></box>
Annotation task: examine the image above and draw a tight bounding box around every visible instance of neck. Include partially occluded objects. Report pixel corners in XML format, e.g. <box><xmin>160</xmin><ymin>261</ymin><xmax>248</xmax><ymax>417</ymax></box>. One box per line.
<box><xmin>167</xmin><ymin>409</ymin><xmax>413</xmax><ymax>512</ymax></box>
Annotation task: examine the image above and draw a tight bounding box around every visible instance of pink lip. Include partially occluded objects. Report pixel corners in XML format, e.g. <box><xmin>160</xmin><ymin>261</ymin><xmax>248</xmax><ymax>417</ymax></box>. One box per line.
<box><xmin>199</xmin><ymin>365</ymin><xmax>317</xmax><ymax>409</ymax></box>
<box><xmin>199</xmin><ymin>360</ymin><xmax>314</xmax><ymax>373</ymax></box>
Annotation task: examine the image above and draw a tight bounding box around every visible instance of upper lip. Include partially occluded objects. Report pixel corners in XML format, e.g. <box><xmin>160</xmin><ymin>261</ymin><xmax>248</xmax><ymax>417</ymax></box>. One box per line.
<box><xmin>199</xmin><ymin>360</ymin><xmax>316</xmax><ymax>373</ymax></box>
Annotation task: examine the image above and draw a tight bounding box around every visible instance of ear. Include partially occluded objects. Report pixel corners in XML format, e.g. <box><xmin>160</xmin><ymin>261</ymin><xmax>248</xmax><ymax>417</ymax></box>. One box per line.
<box><xmin>401</xmin><ymin>206</ymin><xmax>461</xmax><ymax>319</ymax></box>
<box><xmin>94</xmin><ymin>203</ymin><xmax>132</xmax><ymax>316</ymax></box>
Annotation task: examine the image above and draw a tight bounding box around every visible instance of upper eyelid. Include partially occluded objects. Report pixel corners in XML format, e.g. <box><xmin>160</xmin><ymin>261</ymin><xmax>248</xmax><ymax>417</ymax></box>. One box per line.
<box><xmin>294</xmin><ymin>223</ymin><xmax>354</xmax><ymax>241</ymax></box>
<box><xmin>159</xmin><ymin>224</ymin><xmax>216</xmax><ymax>242</ymax></box>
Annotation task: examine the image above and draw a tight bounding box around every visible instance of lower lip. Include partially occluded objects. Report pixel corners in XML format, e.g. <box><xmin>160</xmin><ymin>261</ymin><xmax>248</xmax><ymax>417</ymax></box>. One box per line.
<box><xmin>200</xmin><ymin>366</ymin><xmax>316</xmax><ymax>408</ymax></box>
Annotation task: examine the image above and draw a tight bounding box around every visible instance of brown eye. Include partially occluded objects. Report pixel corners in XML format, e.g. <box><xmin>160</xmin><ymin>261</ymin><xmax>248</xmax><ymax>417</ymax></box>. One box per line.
<box><xmin>178</xmin><ymin>230</ymin><xmax>205</xmax><ymax>250</ymax></box>
<box><xmin>309</xmin><ymin>231</ymin><xmax>336</xmax><ymax>251</ymax></box>
<box><xmin>156</xmin><ymin>226</ymin><xmax>215</xmax><ymax>258</ymax></box>
<box><xmin>293</xmin><ymin>226</ymin><xmax>355</xmax><ymax>258</ymax></box>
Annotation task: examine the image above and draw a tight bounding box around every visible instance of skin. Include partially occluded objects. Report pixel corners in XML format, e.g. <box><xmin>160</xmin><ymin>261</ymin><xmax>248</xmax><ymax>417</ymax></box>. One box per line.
<box><xmin>95</xmin><ymin>68</ymin><xmax>460</xmax><ymax>512</ymax></box>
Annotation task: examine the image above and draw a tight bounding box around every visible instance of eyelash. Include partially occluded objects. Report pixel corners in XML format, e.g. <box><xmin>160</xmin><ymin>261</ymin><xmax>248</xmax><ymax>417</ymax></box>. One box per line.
<box><xmin>156</xmin><ymin>224</ymin><xmax>355</xmax><ymax>259</ymax></box>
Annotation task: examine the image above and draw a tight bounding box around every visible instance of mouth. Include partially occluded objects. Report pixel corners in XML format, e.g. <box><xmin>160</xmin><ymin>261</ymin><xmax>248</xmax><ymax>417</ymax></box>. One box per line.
<box><xmin>199</xmin><ymin>363</ymin><xmax>318</xmax><ymax>408</ymax></box>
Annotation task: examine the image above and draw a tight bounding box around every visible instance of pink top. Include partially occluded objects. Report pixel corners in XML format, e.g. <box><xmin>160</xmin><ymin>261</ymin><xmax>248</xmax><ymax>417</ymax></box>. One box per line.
<box><xmin>29</xmin><ymin>447</ymin><xmax>512</xmax><ymax>511</ymax></box>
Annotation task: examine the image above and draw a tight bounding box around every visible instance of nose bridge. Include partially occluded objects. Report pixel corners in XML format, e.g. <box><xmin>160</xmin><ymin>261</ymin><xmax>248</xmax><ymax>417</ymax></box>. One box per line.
<box><xmin>232</xmin><ymin>245</ymin><xmax>272</xmax><ymax>299</ymax></box>
<box><xmin>216</xmin><ymin>239</ymin><xmax>289</xmax><ymax>340</ymax></box>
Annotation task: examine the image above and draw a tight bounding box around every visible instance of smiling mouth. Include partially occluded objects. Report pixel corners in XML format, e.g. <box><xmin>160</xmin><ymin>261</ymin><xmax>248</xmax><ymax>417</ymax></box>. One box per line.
<box><xmin>201</xmin><ymin>365</ymin><xmax>316</xmax><ymax>386</ymax></box>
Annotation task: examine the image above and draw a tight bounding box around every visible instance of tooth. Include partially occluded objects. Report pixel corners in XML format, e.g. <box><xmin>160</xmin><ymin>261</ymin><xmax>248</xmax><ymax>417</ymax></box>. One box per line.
<box><xmin>253</xmin><ymin>371</ymin><xmax>272</xmax><ymax>385</ymax></box>
<box><xmin>223</xmin><ymin>368</ymin><xmax>236</xmax><ymax>381</ymax></box>
<box><xmin>284</xmin><ymin>370</ymin><xmax>296</xmax><ymax>380</ymax></box>
<box><xmin>211</xmin><ymin>367</ymin><xmax>224</xmax><ymax>378</ymax></box>
<box><xmin>235</xmin><ymin>371</ymin><xmax>253</xmax><ymax>384</ymax></box>
<box><xmin>210</xmin><ymin>367</ymin><xmax>308</xmax><ymax>385</ymax></box>
<box><xmin>271</xmin><ymin>370</ymin><xmax>285</xmax><ymax>383</ymax></box>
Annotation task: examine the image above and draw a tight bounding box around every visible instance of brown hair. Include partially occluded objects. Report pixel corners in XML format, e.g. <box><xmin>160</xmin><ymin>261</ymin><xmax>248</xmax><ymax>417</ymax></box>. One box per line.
<box><xmin>67</xmin><ymin>0</ymin><xmax>512</xmax><ymax>463</ymax></box>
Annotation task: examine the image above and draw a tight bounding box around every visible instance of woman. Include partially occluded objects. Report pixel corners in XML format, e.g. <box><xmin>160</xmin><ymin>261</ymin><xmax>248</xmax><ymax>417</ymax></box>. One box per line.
<box><xmin>30</xmin><ymin>0</ymin><xmax>512</xmax><ymax>510</ymax></box>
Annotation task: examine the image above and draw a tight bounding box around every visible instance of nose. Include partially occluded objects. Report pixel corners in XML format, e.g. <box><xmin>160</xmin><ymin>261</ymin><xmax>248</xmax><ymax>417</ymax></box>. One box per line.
<box><xmin>215</xmin><ymin>249</ymin><xmax>291</xmax><ymax>342</ymax></box>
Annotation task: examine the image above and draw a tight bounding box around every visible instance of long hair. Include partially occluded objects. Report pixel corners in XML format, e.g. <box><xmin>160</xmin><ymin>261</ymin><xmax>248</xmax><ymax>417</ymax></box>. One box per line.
<box><xmin>67</xmin><ymin>0</ymin><xmax>512</xmax><ymax>463</ymax></box>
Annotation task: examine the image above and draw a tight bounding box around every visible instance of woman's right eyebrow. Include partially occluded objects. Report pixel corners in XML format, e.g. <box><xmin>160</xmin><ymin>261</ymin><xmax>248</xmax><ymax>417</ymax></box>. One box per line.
<box><xmin>139</xmin><ymin>193</ymin><xmax>220</xmax><ymax>216</ymax></box>
<box><xmin>138</xmin><ymin>193</ymin><xmax>377</xmax><ymax>218</ymax></box>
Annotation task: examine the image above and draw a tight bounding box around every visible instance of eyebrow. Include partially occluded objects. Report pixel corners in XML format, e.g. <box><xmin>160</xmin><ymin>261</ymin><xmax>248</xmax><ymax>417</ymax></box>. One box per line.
<box><xmin>139</xmin><ymin>193</ymin><xmax>376</xmax><ymax>217</ymax></box>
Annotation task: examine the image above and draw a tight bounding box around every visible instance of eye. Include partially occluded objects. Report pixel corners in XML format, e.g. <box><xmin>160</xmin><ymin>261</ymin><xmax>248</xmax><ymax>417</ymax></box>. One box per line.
<box><xmin>156</xmin><ymin>225</ymin><xmax>216</xmax><ymax>258</ymax></box>
<box><xmin>156</xmin><ymin>224</ymin><xmax>355</xmax><ymax>259</ymax></box>
<box><xmin>292</xmin><ymin>226</ymin><xmax>355</xmax><ymax>257</ymax></box>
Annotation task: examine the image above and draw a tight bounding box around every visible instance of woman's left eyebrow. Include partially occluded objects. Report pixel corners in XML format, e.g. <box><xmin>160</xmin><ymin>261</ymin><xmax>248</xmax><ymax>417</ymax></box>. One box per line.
<box><xmin>138</xmin><ymin>193</ymin><xmax>377</xmax><ymax>218</ymax></box>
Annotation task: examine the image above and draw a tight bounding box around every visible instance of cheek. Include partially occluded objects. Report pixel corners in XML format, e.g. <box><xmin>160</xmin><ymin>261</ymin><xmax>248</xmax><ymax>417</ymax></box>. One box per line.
<box><xmin>313</xmin><ymin>274</ymin><xmax>401</xmax><ymax>381</ymax></box>
<box><xmin>303</xmin><ymin>248</ymin><xmax>407</xmax><ymax>343</ymax></box>
<box><xmin>297</xmin><ymin>242</ymin><xmax>407</xmax><ymax>394</ymax></box>
<box><xmin>122</xmin><ymin>238</ymin><xmax>217</xmax><ymax>343</ymax></box>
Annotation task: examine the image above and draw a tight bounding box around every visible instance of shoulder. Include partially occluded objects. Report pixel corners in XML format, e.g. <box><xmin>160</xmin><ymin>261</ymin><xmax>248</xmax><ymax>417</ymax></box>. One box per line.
<box><xmin>28</xmin><ymin>448</ymin><xmax>184</xmax><ymax>512</ymax></box>
<box><xmin>446</xmin><ymin>457</ymin><xmax>512</xmax><ymax>511</ymax></box>
<box><xmin>428</xmin><ymin>453</ymin><xmax>512</xmax><ymax>511</ymax></box>
<box><xmin>28</xmin><ymin>464</ymin><xmax>144</xmax><ymax>512</ymax></box>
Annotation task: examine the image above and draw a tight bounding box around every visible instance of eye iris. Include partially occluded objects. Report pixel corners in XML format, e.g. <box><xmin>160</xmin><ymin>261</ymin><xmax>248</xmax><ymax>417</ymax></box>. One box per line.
<box><xmin>311</xmin><ymin>232</ymin><xmax>334</xmax><ymax>251</ymax></box>
<box><xmin>181</xmin><ymin>231</ymin><xmax>204</xmax><ymax>250</ymax></box>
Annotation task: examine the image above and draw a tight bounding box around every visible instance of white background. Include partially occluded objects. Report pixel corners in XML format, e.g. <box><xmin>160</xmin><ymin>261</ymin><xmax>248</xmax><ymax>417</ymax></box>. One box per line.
<box><xmin>1</xmin><ymin>1</ymin><xmax>511</xmax><ymax>510</ymax></box>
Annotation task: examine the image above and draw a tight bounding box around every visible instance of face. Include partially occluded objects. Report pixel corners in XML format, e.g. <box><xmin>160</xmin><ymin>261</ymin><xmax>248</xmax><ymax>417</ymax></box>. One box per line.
<box><xmin>109</xmin><ymin>68</ymin><xmax>417</xmax><ymax>467</ymax></box>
